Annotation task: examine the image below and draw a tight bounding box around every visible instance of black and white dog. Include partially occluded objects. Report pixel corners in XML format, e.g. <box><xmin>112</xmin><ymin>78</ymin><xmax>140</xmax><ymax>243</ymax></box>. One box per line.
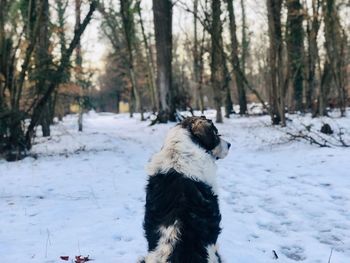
<box><xmin>142</xmin><ymin>116</ymin><xmax>231</xmax><ymax>263</ymax></box>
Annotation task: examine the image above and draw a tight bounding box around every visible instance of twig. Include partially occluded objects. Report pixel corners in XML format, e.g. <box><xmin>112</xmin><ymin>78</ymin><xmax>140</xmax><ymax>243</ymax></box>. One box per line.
<box><xmin>45</xmin><ymin>228</ymin><xmax>51</xmax><ymax>258</ymax></box>
<box><xmin>328</xmin><ymin>248</ymin><xmax>333</xmax><ymax>263</ymax></box>
<box><xmin>337</xmin><ymin>128</ymin><xmax>350</xmax><ymax>147</ymax></box>
<box><xmin>272</xmin><ymin>250</ymin><xmax>279</xmax><ymax>259</ymax></box>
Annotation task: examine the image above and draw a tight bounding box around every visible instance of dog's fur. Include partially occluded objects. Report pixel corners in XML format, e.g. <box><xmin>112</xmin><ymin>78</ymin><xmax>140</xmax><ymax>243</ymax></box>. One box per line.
<box><xmin>142</xmin><ymin>117</ymin><xmax>230</xmax><ymax>263</ymax></box>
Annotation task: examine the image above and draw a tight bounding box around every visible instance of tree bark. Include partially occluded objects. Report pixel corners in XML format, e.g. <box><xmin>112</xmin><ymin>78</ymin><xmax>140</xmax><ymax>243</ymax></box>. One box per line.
<box><xmin>210</xmin><ymin>0</ymin><xmax>224</xmax><ymax>123</ymax></box>
<box><xmin>240</xmin><ymin>0</ymin><xmax>248</xmax><ymax>75</ymax></box>
<box><xmin>305</xmin><ymin>0</ymin><xmax>321</xmax><ymax>113</ymax></box>
<box><xmin>120</xmin><ymin>0</ymin><xmax>144</xmax><ymax>121</ymax></box>
<box><xmin>0</xmin><ymin>0</ymin><xmax>7</xmax><ymax>111</ymax></box>
<box><xmin>227</xmin><ymin>0</ymin><xmax>247</xmax><ymax>115</ymax></box>
<box><xmin>198</xmin><ymin>31</ymin><xmax>206</xmax><ymax>113</ymax></box>
<box><xmin>152</xmin><ymin>0</ymin><xmax>175</xmax><ymax>122</ymax></box>
<box><xmin>192</xmin><ymin>0</ymin><xmax>206</xmax><ymax>113</ymax></box>
<box><xmin>36</xmin><ymin>0</ymin><xmax>51</xmax><ymax>137</ymax></box>
<box><xmin>75</xmin><ymin>0</ymin><xmax>84</xmax><ymax>131</ymax></box>
<box><xmin>267</xmin><ymin>0</ymin><xmax>286</xmax><ymax>126</ymax></box>
<box><xmin>136</xmin><ymin>1</ymin><xmax>158</xmax><ymax>113</ymax></box>
<box><xmin>286</xmin><ymin>0</ymin><xmax>304</xmax><ymax>112</ymax></box>
<box><xmin>322</xmin><ymin>0</ymin><xmax>347</xmax><ymax>116</ymax></box>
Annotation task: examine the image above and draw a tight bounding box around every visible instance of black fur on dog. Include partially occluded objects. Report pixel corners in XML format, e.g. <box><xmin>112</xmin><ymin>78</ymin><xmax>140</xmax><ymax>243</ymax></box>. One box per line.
<box><xmin>141</xmin><ymin>116</ymin><xmax>230</xmax><ymax>263</ymax></box>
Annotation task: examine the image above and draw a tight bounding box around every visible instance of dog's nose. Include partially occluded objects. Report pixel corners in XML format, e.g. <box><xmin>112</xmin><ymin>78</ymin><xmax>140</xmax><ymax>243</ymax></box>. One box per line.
<box><xmin>227</xmin><ymin>142</ymin><xmax>231</xmax><ymax>149</ymax></box>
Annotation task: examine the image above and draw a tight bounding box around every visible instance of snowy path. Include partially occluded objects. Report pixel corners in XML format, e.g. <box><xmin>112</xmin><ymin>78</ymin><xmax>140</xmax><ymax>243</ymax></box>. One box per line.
<box><xmin>1</xmin><ymin>111</ymin><xmax>350</xmax><ymax>262</ymax></box>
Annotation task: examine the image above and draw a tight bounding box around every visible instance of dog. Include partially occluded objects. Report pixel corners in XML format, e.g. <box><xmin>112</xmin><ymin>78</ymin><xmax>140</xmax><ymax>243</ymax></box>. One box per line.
<box><xmin>141</xmin><ymin>116</ymin><xmax>230</xmax><ymax>263</ymax></box>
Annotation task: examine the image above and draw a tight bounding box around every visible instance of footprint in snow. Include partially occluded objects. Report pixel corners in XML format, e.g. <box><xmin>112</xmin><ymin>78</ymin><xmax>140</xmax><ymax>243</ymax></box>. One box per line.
<box><xmin>257</xmin><ymin>222</ymin><xmax>285</xmax><ymax>235</ymax></box>
<box><xmin>113</xmin><ymin>234</ymin><xmax>133</xmax><ymax>242</ymax></box>
<box><xmin>280</xmin><ymin>245</ymin><xmax>306</xmax><ymax>261</ymax></box>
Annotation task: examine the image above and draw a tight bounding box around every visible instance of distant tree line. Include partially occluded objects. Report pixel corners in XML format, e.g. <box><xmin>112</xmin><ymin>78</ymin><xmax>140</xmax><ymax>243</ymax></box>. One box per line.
<box><xmin>0</xmin><ymin>0</ymin><xmax>349</xmax><ymax>160</ymax></box>
<box><xmin>99</xmin><ymin>0</ymin><xmax>349</xmax><ymax>125</ymax></box>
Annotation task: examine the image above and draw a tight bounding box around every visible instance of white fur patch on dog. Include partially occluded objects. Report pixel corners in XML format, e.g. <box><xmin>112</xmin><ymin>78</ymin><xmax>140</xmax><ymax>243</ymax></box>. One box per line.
<box><xmin>144</xmin><ymin>221</ymin><xmax>181</xmax><ymax>263</ymax></box>
<box><xmin>206</xmin><ymin>244</ymin><xmax>220</xmax><ymax>263</ymax></box>
<box><xmin>146</xmin><ymin>125</ymin><xmax>218</xmax><ymax>194</ymax></box>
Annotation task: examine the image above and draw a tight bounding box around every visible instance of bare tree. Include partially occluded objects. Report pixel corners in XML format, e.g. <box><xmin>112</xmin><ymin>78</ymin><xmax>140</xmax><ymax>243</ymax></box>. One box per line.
<box><xmin>227</xmin><ymin>0</ymin><xmax>247</xmax><ymax>115</ymax></box>
<box><xmin>267</xmin><ymin>0</ymin><xmax>286</xmax><ymax>126</ymax></box>
<box><xmin>75</xmin><ymin>0</ymin><xmax>84</xmax><ymax>131</ymax></box>
<box><xmin>193</xmin><ymin>0</ymin><xmax>201</xmax><ymax>112</ymax></box>
<box><xmin>120</xmin><ymin>0</ymin><xmax>144</xmax><ymax>120</ymax></box>
<box><xmin>305</xmin><ymin>0</ymin><xmax>321</xmax><ymax>113</ymax></box>
<box><xmin>25</xmin><ymin>1</ymin><xmax>97</xmax><ymax>149</ymax></box>
<box><xmin>136</xmin><ymin>0</ymin><xmax>158</xmax><ymax>113</ymax></box>
<box><xmin>153</xmin><ymin>0</ymin><xmax>175</xmax><ymax>122</ymax></box>
<box><xmin>286</xmin><ymin>0</ymin><xmax>305</xmax><ymax>112</ymax></box>
<box><xmin>240</xmin><ymin>0</ymin><xmax>249</xmax><ymax>75</ymax></box>
<box><xmin>321</xmin><ymin>0</ymin><xmax>347</xmax><ymax>116</ymax></box>
<box><xmin>210</xmin><ymin>0</ymin><xmax>224</xmax><ymax>123</ymax></box>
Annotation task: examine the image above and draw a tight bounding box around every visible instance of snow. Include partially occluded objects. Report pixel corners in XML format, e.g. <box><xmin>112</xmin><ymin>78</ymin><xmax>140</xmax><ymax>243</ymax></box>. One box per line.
<box><xmin>1</xmin><ymin>110</ymin><xmax>350</xmax><ymax>263</ymax></box>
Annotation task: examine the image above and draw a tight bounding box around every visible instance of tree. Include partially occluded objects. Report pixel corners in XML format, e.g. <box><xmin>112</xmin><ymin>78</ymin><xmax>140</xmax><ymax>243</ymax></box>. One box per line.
<box><xmin>54</xmin><ymin>0</ymin><xmax>70</xmax><ymax>121</ymax></box>
<box><xmin>152</xmin><ymin>0</ymin><xmax>175</xmax><ymax>122</ymax></box>
<box><xmin>0</xmin><ymin>0</ymin><xmax>97</xmax><ymax>159</ymax></box>
<box><xmin>267</xmin><ymin>0</ymin><xmax>286</xmax><ymax>126</ymax></box>
<box><xmin>305</xmin><ymin>0</ymin><xmax>321</xmax><ymax>113</ymax></box>
<box><xmin>75</xmin><ymin>0</ymin><xmax>84</xmax><ymax>131</ymax></box>
<box><xmin>286</xmin><ymin>0</ymin><xmax>304</xmax><ymax>112</ymax></box>
<box><xmin>210</xmin><ymin>0</ymin><xmax>224</xmax><ymax>123</ymax></box>
<box><xmin>35</xmin><ymin>0</ymin><xmax>53</xmax><ymax>137</ymax></box>
<box><xmin>120</xmin><ymin>0</ymin><xmax>144</xmax><ymax>120</ymax></box>
<box><xmin>321</xmin><ymin>0</ymin><xmax>347</xmax><ymax>116</ymax></box>
<box><xmin>136</xmin><ymin>0</ymin><xmax>158</xmax><ymax>113</ymax></box>
<box><xmin>192</xmin><ymin>0</ymin><xmax>205</xmax><ymax>113</ymax></box>
<box><xmin>227</xmin><ymin>0</ymin><xmax>247</xmax><ymax>115</ymax></box>
<box><xmin>240</xmin><ymin>0</ymin><xmax>249</xmax><ymax>75</ymax></box>
<box><xmin>25</xmin><ymin>1</ymin><xmax>97</xmax><ymax>149</ymax></box>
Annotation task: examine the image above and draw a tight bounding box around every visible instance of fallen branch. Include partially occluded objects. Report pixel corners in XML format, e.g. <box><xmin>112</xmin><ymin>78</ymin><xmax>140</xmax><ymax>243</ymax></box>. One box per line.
<box><xmin>285</xmin><ymin>125</ymin><xmax>349</xmax><ymax>148</ymax></box>
<box><xmin>286</xmin><ymin>131</ymin><xmax>330</xmax><ymax>147</ymax></box>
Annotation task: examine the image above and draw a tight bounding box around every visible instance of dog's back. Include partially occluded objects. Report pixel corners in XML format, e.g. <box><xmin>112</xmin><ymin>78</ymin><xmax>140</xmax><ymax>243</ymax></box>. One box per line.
<box><xmin>142</xmin><ymin>117</ymin><xmax>230</xmax><ymax>262</ymax></box>
<box><xmin>143</xmin><ymin>169</ymin><xmax>222</xmax><ymax>263</ymax></box>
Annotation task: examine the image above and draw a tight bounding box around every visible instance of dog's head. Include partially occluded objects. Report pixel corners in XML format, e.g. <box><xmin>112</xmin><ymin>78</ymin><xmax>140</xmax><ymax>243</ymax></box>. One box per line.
<box><xmin>180</xmin><ymin>116</ymin><xmax>231</xmax><ymax>160</ymax></box>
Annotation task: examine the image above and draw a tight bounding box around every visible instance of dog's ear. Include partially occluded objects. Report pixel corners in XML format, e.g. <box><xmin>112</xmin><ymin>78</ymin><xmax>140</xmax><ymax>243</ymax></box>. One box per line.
<box><xmin>189</xmin><ymin>117</ymin><xmax>220</xmax><ymax>150</ymax></box>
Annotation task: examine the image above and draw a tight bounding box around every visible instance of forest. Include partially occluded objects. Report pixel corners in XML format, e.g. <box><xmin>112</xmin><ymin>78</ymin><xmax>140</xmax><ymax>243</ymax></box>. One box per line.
<box><xmin>1</xmin><ymin>1</ymin><xmax>350</xmax><ymax>262</ymax></box>
<box><xmin>0</xmin><ymin>0</ymin><xmax>349</xmax><ymax>161</ymax></box>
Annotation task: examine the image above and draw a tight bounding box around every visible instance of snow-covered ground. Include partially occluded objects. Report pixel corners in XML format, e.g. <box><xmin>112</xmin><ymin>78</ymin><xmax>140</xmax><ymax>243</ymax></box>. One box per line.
<box><xmin>1</xmin><ymin>110</ymin><xmax>350</xmax><ymax>263</ymax></box>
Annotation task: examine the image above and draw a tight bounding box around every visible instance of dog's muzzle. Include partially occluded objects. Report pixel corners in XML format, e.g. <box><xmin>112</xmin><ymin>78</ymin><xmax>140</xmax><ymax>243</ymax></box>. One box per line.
<box><xmin>211</xmin><ymin>139</ymin><xmax>231</xmax><ymax>160</ymax></box>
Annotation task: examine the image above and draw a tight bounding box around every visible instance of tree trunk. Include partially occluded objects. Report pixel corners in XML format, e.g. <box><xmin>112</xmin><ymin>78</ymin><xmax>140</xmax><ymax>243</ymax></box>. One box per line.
<box><xmin>224</xmin><ymin>80</ymin><xmax>233</xmax><ymax>117</ymax></box>
<box><xmin>227</xmin><ymin>0</ymin><xmax>247</xmax><ymax>115</ymax></box>
<box><xmin>0</xmin><ymin>0</ymin><xmax>7</xmax><ymax>113</ymax></box>
<box><xmin>153</xmin><ymin>0</ymin><xmax>175</xmax><ymax>122</ymax></box>
<box><xmin>193</xmin><ymin>0</ymin><xmax>205</xmax><ymax>112</ymax></box>
<box><xmin>210</xmin><ymin>0</ymin><xmax>224</xmax><ymax>123</ymax></box>
<box><xmin>319</xmin><ymin>61</ymin><xmax>332</xmax><ymax>116</ymax></box>
<box><xmin>120</xmin><ymin>0</ymin><xmax>144</xmax><ymax>121</ymax></box>
<box><xmin>267</xmin><ymin>0</ymin><xmax>286</xmax><ymax>126</ymax></box>
<box><xmin>322</xmin><ymin>0</ymin><xmax>347</xmax><ymax>117</ymax></box>
<box><xmin>136</xmin><ymin>1</ymin><xmax>158</xmax><ymax>113</ymax></box>
<box><xmin>305</xmin><ymin>0</ymin><xmax>321</xmax><ymax>112</ymax></box>
<box><xmin>240</xmin><ymin>0</ymin><xmax>248</xmax><ymax>75</ymax></box>
<box><xmin>37</xmin><ymin>0</ymin><xmax>51</xmax><ymax>137</ymax></box>
<box><xmin>196</xmin><ymin>22</ymin><xmax>207</xmax><ymax>114</ymax></box>
<box><xmin>198</xmin><ymin>33</ymin><xmax>206</xmax><ymax>114</ymax></box>
<box><xmin>286</xmin><ymin>0</ymin><xmax>304</xmax><ymax>112</ymax></box>
<box><xmin>75</xmin><ymin>0</ymin><xmax>84</xmax><ymax>131</ymax></box>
